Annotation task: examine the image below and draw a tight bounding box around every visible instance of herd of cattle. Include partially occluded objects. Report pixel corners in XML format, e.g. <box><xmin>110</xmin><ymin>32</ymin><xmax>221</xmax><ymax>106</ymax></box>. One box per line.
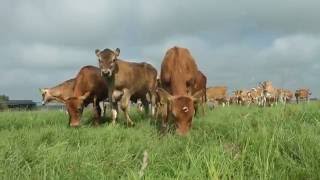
<box><xmin>39</xmin><ymin>46</ymin><xmax>312</xmax><ymax>135</ymax></box>
<box><xmin>206</xmin><ymin>82</ymin><xmax>312</xmax><ymax>108</ymax></box>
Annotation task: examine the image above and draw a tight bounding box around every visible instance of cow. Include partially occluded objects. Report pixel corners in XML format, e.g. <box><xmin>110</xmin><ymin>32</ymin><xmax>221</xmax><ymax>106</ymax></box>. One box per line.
<box><xmin>275</xmin><ymin>88</ymin><xmax>291</xmax><ymax>105</ymax></box>
<box><xmin>233</xmin><ymin>89</ymin><xmax>251</xmax><ymax>106</ymax></box>
<box><xmin>40</xmin><ymin>78</ymin><xmax>75</xmax><ymax>105</ymax></box>
<box><xmin>192</xmin><ymin>71</ymin><xmax>207</xmax><ymax>115</ymax></box>
<box><xmin>295</xmin><ymin>88</ymin><xmax>312</xmax><ymax>104</ymax></box>
<box><xmin>260</xmin><ymin>81</ymin><xmax>278</xmax><ymax>106</ymax></box>
<box><xmin>95</xmin><ymin>48</ymin><xmax>157</xmax><ymax>126</ymax></box>
<box><xmin>157</xmin><ymin>46</ymin><xmax>202</xmax><ymax>136</ymax></box>
<box><xmin>207</xmin><ymin>86</ymin><xmax>228</xmax><ymax>107</ymax></box>
<box><xmin>282</xmin><ymin>89</ymin><xmax>294</xmax><ymax>103</ymax></box>
<box><xmin>248</xmin><ymin>86</ymin><xmax>265</xmax><ymax>106</ymax></box>
<box><xmin>228</xmin><ymin>95</ymin><xmax>238</xmax><ymax>105</ymax></box>
<box><xmin>63</xmin><ymin>66</ymin><xmax>109</xmax><ymax>127</ymax></box>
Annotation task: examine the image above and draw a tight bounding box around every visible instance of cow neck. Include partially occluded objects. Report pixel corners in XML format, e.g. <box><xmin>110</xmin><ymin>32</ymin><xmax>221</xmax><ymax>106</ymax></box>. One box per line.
<box><xmin>171</xmin><ymin>79</ymin><xmax>188</xmax><ymax>96</ymax></box>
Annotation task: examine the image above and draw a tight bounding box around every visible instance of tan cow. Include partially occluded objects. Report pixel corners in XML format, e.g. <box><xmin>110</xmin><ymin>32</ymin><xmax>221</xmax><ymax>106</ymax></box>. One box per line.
<box><xmin>275</xmin><ymin>88</ymin><xmax>292</xmax><ymax>104</ymax></box>
<box><xmin>40</xmin><ymin>78</ymin><xmax>75</xmax><ymax>105</ymax></box>
<box><xmin>295</xmin><ymin>88</ymin><xmax>312</xmax><ymax>103</ymax></box>
<box><xmin>206</xmin><ymin>86</ymin><xmax>228</xmax><ymax>107</ymax></box>
<box><xmin>283</xmin><ymin>89</ymin><xmax>294</xmax><ymax>103</ymax></box>
<box><xmin>96</xmin><ymin>48</ymin><xmax>157</xmax><ymax>126</ymax></box>
<box><xmin>260</xmin><ymin>81</ymin><xmax>278</xmax><ymax>106</ymax></box>
<box><xmin>157</xmin><ymin>46</ymin><xmax>202</xmax><ymax>135</ymax></box>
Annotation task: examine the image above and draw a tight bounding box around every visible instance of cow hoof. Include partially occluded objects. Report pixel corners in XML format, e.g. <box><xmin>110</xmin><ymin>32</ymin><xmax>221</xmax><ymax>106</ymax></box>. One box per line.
<box><xmin>127</xmin><ymin>122</ymin><xmax>135</xmax><ymax>127</ymax></box>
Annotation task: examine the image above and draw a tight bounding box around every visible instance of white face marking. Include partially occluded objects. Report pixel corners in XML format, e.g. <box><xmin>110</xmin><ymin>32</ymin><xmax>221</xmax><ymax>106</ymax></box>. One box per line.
<box><xmin>182</xmin><ymin>106</ymin><xmax>189</xmax><ymax>112</ymax></box>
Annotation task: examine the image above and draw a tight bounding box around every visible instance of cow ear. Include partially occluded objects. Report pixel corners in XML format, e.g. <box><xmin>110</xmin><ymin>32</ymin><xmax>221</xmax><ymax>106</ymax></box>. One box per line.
<box><xmin>79</xmin><ymin>92</ymin><xmax>90</xmax><ymax>101</ymax></box>
<box><xmin>156</xmin><ymin>88</ymin><xmax>173</xmax><ymax>103</ymax></box>
<box><xmin>114</xmin><ymin>48</ymin><xmax>120</xmax><ymax>57</ymax></box>
<box><xmin>192</xmin><ymin>89</ymin><xmax>204</xmax><ymax>104</ymax></box>
<box><xmin>39</xmin><ymin>88</ymin><xmax>47</xmax><ymax>94</ymax></box>
<box><xmin>95</xmin><ymin>49</ymin><xmax>100</xmax><ymax>56</ymax></box>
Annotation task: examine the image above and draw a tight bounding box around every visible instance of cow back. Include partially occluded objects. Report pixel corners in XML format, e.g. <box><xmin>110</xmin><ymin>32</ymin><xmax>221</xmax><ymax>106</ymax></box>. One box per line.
<box><xmin>160</xmin><ymin>46</ymin><xmax>198</xmax><ymax>95</ymax></box>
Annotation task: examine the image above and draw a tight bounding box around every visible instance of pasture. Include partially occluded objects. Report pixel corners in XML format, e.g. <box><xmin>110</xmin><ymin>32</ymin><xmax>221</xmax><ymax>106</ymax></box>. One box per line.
<box><xmin>1</xmin><ymin>103</ymin><xmax>320</xmax><ymax>179</ymax></box>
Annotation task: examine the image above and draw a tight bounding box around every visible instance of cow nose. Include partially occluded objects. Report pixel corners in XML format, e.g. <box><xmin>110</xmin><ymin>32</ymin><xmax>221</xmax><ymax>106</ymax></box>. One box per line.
<box><xmin>41</xmin><ymin>101</ymin><xmax>45</xmax><ymax>106</ymax></box>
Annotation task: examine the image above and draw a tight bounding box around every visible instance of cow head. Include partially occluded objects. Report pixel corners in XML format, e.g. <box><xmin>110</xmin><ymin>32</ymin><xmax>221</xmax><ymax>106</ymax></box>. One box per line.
<box><xmin>64</xmin><ymin>92</ymin><xmax>90</xmax><ymax>127</ymax></box>
<box><xmin>39</xmin><ymin>88</ymin><xmax>53</xmax><ymax>105</ymax></box>
<box><xmin>307</xmin><ymin>89</ymin><xmax>312</xmax><ymax>95</ymax></box>
<box><xmin>157</xmin><ymin>88</ymin><xmax>202</xmax><ymax>136</ymax></box>
<box><xmin>95</xmin><ymin>48</ymin><xmax>120</xmax><ymax>77</ymax></box>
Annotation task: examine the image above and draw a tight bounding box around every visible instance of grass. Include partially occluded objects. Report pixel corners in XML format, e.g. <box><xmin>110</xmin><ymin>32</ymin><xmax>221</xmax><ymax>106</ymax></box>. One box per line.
<box><xmin>0</xmin><ymin>103</ymin><xmax>320</xmax><ymax>179</ymax></box>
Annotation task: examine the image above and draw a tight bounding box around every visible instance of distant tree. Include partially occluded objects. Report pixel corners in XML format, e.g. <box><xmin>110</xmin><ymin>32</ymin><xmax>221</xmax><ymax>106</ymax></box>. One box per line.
<box><xmin>0</xmin><ymin>94</ymin><xmax>9</xmax><ymax>110</ymax></box>
<box><xmin>0</xmin><ymin>95</ymin><xmax>9</xmax><ymax>101</ymax></box>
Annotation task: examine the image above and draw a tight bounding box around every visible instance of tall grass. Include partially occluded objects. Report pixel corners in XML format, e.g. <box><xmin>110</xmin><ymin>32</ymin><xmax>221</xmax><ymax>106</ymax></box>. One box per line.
<box><xmin>0</xmin><ymin>103</ymin><xmax>320</xmax><ymax>179</ymax></box>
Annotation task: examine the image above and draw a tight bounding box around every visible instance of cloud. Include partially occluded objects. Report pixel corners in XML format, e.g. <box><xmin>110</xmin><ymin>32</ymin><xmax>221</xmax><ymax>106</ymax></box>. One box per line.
<box><xmin>0</xmin><ymin>0</ymin><xmax>320</xmax><ymax>100</ymax></box>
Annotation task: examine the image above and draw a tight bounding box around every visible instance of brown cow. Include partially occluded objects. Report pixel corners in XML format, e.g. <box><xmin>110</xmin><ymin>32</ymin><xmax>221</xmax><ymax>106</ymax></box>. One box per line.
<box><xmin>158</xmin><ymin>46</ymin><xmax>202</xmax><ymax>135</ymax></box>
<box><xmin>207</xmin><ymin>86</ymin><xmax>228</xmax><ymax>106</ymax></box>
<box><xmin>295</xmin><ymin>88</ymin><xmax>312</xmax><ymax>103</ymax></box>
<box><xmin>95</xmin><ymin>48</ymin><xmax>157</xmax><ymax>126</ymax></box>
<box><xmin>192</xmin><ymin>71</ymin><xmax>207</xmax><ymax>115</ymax></box>
<box><xmin>233</xmin><ymin>89</ymin><xmax>251</xmax><ymax>106</ymax></box>
<box><xmin>63</xmin><ymin>66</ymin><xmax>109</xmax><ymax>127</ymax></box>
<box><xmin>40</xmin><ymin>78</ymin><xmax>75</xmax><ymax>105</ymax></box>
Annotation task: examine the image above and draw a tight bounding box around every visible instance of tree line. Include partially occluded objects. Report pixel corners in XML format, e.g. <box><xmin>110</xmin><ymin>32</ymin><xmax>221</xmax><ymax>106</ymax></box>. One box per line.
<box><xmin>0</xmin><ymin>95</ymin><xmax>9</xmax><ymax>110</ymax></box>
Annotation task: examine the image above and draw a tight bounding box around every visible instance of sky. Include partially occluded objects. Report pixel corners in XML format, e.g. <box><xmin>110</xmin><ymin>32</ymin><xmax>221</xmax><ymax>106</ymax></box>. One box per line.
<box><xmin>1</xmin><ymin>0</ymin><xmax>319</xmax><ymax>102</ymax></box>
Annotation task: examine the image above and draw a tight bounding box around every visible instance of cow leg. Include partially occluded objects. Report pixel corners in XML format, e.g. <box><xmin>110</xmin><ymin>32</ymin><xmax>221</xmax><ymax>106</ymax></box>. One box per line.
<box><xmin>110</xmin><ymin>88</ymin><xmax>124</xmax><ymax>125</ymax></box>
<box><xmin>120</xmin><ymin>89</ymin><xmax>134</xmax><ymax>126</ymax></box>
<box><xmin>92</xmin><ymin>97</ymin><xmax>97</xmax><ymax>125</ymax></box>
<box><xmin>201</xmin><ymin>98</ymin><xmax>205</xmax><ymax>116</ymax></box>
<box><xmin>98</xmin><ymin>102</ymin><xmax>104</xmax><ymax>116</ymax></box>
<box><xmin>103</xmin><ymin>102</ymin><xmax>107</xmax><ymax>117</ymax></box>
<box><xmin>141</xmin><ymin>96</ymin><xmax>150</xmax><ymax>115</ymax></box>
<box><xmin>194</xmin><ymin>103</ymin><xmax>198</xmax><ymax>116</ymax></box>
<box><xmin>150</xmin><ymin>92</ymin><xmax>157</xmax><ymax>117</ymax></box>
<box><xmin>108</xmin><ymin>86</ymin><xmax>117</xmax><ymax>125</ymax></box>
<box><xmin>110</xmin><ymin>101</ymin><xmax>118</xmax><ymax>125</ymax></box>
<box><xmin>99</xmin><ymin>101</ymin><xmax>106</xmax><ymax>117</ymax></box>
<box><xmin>161</xmin><ymin>103</ymin><xmax>169</xmax><ymax>134</ymax></box>
<box><xmin>93</xmin><ymin>100</ymin><xmax>101</xmax><ymax>126</ymax></box>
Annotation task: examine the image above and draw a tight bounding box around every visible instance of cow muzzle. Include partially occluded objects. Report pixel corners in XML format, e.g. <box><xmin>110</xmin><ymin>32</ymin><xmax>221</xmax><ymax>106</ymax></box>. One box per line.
<box><xmin>101</xmin><ymin>69</ymin><xmax>112</xmax><ymax>77</ymax></box>
<box><xmin>176</xmin><ymin>128</ymin><xmax>189</xmax><ymax>136</ymax></box>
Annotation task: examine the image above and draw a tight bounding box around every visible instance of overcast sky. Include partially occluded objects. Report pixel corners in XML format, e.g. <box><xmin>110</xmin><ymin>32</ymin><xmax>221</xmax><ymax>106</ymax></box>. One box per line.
<box><xmin>1</xmin><ymin>0</ymin><xmax>319</xmax><ymax>101</ymax></box>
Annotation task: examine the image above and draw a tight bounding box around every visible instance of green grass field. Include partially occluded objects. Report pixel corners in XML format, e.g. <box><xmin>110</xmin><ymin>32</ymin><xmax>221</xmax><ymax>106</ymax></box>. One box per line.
<box><xmin>1</xmin><ymin>103</ymin><xmax>320</xmax><ymax>179</ymax></box>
